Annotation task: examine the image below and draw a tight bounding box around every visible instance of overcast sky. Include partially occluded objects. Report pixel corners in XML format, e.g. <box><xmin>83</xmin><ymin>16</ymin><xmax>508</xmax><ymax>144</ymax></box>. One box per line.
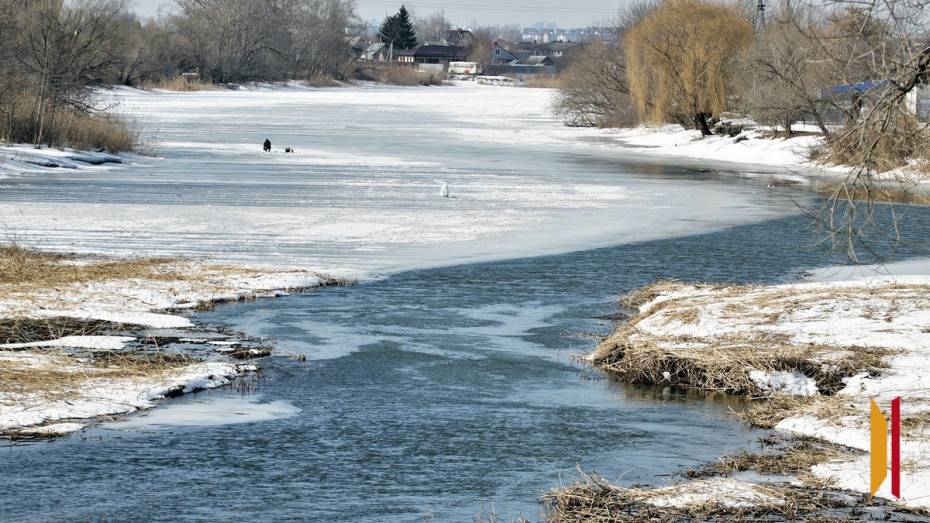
<box><xmin>129</xmin><ymin>0</ymin><xmax>622</xmax><ymax>27</ymax></box>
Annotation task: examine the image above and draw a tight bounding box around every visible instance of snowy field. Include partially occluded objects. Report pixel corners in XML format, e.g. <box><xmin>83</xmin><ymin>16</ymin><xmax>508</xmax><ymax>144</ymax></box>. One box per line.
<box><xmin>0</xmin><ymin>84</ymin><xmax>812</xmax><ymax>277</ymax></box>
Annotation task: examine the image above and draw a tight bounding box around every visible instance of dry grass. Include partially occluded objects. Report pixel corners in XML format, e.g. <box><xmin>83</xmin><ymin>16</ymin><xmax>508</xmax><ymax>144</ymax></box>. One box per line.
<box><xmin>588</xmin><ymin>280</ymin><xmax>903</xmax><ymax>430</ymax></box>
<box><xmin>523</xmin><ymin>75</ymin><xmax>564</xmax><ymax>89</ymax></box>
<box><xmin>0</xmin><ymin>317</ymin><xmax>125</xmax><ymax>345</ymax></box>
<box><xmin>354</xmin><ymin>64</ymin><xmax>445</xmax><ymax>86</ymax></box>
<box><xmin>543</xmin><ymin>471</ymin><xmax>857</xmax><ymax>522</ymax></box>
<box><xmin>812</xmin><ymin>114</ymin><xmax>930</xmax><ymax>174</ymax></box>
<box><xmin>0</xmin><ymin>243</ymin><xmax>178</xmax><ymax>294</ymax></box>
<box><xmin>0</xmin><ymin>350</ymin><xmax>194</xmax><ymax>401</ymax></box>
<box><xmin>738</xmin><ymin>394</ymin><xmax>865</xmax><ymax>428</ymax></box>
<box><xmin>591</xmin><ymin>322</ymin><xmax>889</xmax><ymax>398</ymax></box>
<box><xmin>51</xmin><ymin>110</ymin><xmax>140</xmax><ymax>153</ymax></box>
<box><xmin>140</xmin><ymin>76</ymin><xmax>218</xmax><ymax>92</ymax></box>
<box><xmin>687</xmin><ymin>436</ymin><xmax>857</xmax><ymax>480</ymax></box>
<box><xmin>304</xmin><ymin>75</ymin><xmax>343</xmax><ymax>88</ymax></box>
<box><xmin>1</xmin><ymin>90</ymin><xmax>140</xmax><ymax>152</ymax></box>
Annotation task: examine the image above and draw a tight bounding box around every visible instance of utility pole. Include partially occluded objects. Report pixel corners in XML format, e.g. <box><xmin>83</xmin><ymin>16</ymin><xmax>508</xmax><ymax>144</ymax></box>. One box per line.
<box><xmin>752</xmin><ymin>0</ymin><xmax>766</xmax><ymax>31</ymax></box>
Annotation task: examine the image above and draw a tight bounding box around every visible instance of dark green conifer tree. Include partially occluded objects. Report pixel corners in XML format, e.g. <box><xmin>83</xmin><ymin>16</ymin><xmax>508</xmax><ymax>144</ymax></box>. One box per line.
<box><xmin>379</xmin><ymin>5</ymin><xmax>418</xmax><ymax>50</ymax></box>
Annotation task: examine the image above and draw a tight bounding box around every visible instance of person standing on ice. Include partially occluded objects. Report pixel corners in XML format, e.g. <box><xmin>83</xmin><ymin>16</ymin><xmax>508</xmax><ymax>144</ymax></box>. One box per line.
<box><xmin>263</xmin><ymin>138</ymin><xmax>272</xmax><ymax>152</ymax></box>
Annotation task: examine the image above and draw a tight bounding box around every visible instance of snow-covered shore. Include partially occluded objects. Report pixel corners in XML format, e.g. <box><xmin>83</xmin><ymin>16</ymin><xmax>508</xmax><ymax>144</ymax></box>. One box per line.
<box><xmin>0</xmin><ymin>256</ymin><xmax>347</xmax><ymax>438</ymax></box>
<box><xmin>586</xmin><ymin>268</ymin><xmax>930</xmax><ymax>511</ymax></box>
<box><xmin>601</xmin><ymin>124</ymin><xmax>930</xmax><ymax>188</ymax></box>
<box><xmin>609</xmin><ymin>125</ymin><xmax>827</xmax><ymax>173</ymax></box>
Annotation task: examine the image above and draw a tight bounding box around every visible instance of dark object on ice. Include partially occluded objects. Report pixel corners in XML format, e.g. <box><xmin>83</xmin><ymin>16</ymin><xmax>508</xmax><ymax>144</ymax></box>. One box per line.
<box><xmin>285</xmin><ymin>147</ymin><xmax>293</xmax><ymax>153</ymax></box>
<box><xmin>734</xmin><ymin>135</ymin><xmax>749</xmax><ymax>143</ymax></box>
<box><xmin>263</xmin><ymin>138</ymin><xmax>271</xmax><ymax>152</ymax></box>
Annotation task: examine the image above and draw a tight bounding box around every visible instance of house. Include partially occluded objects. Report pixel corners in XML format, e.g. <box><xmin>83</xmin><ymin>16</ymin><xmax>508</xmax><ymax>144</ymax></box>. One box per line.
<box><xmin>485</xmin><ymin>54</ymin><xmax>556</xmax><ymax>77</ymax></box>
<box><xmin>345</xmin><ymin>36</ymin><xmax>366</xmax><ymax>59</ymax></box>
<box><xmin>521</xmin><ymin>55</ymin><xmax>554</xmax><ymax>67</ymax></box>
<box><xmin>546</xmin><ymin>42</ymin><xmax>583</xmax><ymax>58</ymax></box>
<box><xmin>360</xmin><ymin>42</ymin><xmax>390</xmax><ymax>62</ymax></box>
<box><xmin>490</xmin><ymin>44</ymin><xmax>520</xmax><ymax>65</ymax></box>
<box><xmin>396</xmin><ymin>45</ymin><xmax>470</xmax><ymax>71</ymax></box>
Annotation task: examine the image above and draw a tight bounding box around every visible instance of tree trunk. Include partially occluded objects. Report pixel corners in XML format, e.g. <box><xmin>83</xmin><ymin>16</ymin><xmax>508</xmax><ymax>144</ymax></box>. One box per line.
<box><xmin>694</xmin><ymin>112</ymin><xmax>712</xmax><ymax>136</ymax></box>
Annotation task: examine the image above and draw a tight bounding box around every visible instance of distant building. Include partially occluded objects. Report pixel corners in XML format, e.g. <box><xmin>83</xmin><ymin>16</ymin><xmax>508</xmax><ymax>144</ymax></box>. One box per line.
<box><xmin>397</xmin><ymin>45</ymin><xmax>470</xmax><ymax>71</ymax></box>
<box><xmin>490</xmin><ymin>44</ymin><xmax>520</xmax><ymax>65</ymax></box>
<box><xmin>546</xmin><ymin>42</ymin><xmax>583</xmax><ymax>58</ymax></box>
<box><xmin>360</xmin><ymin>42</ymin><xmax>389</xmax><ymax>62</ymax></box>
<box><xmin>488</xmin><ymin>41</ymin><xmax>584</xmax><ymax>72</ymax></box>
<box><xmin>521</xmin><ymin>55</ymin><xmax>554</xmax><ymax>67</ymax></box>
<box><xmin>345</xmin><ymin>36</ymin><xmax>366</xmax><ymax>59</ymax></box>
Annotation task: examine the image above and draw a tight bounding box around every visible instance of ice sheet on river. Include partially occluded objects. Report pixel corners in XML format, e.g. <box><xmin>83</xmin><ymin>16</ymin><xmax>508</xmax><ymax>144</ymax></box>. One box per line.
<box><xmin>0</xmin><ymin>85</ymin><xmax>809</xmax><ymax>276</ymax></box>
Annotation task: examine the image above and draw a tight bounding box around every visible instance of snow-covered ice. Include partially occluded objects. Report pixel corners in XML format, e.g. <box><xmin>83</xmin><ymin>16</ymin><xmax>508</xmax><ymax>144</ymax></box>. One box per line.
<box><xmin>0</xmin><ymin>85</ymin><xmax>810</xmax><ymax>276</ymax></box>
<box><xmin>0</xmin><ymin>351</ymin><xmax>247</xmax><ymax>435</ymax></box>
<box><xmin>103</xmin><ymin>396</ymin><xmax>300</xmax><ymax>429</ymax></box>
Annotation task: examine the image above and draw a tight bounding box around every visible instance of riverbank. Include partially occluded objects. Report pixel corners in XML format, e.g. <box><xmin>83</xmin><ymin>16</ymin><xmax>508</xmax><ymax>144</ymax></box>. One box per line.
<box><xmin>0</xmin><ymin>246</ymin><xmax>348</xmax><ymax>439</ymax></box>
<box><xmin>603</xmin><ymin>124</ymin><xmax>930</xmax><ymax>190</ymax></box>
<box><xmin>554</xmin><ymin>272</ymin><xmax>930</xmax><ymax>518</ymax></box>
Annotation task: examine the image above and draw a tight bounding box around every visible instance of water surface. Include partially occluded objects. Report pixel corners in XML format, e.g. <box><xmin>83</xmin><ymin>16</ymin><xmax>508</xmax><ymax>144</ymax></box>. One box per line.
<box><xmin>4</xmin><ymin>208</ymin><xmax>930</xmax><ymax>521</ymax></box>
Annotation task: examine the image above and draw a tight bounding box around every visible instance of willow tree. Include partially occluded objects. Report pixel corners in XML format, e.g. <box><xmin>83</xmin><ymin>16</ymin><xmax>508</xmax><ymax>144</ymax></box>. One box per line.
<box><xmin>625</xmin><ymin>0</ymin><xmax>753</xmax><ymax>135</ymax></box>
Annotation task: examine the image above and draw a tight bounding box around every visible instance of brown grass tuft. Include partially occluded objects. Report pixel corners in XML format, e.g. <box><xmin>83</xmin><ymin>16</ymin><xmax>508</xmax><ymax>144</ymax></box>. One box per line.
<box><xmin>0</xmin><ymin>243</ymin><xmax>178</xmax><ymax>293</ymax></box>
<box><xmin>0</xmin><ymin>317</ymin><xmax>126</xmax><ymax>345</ymax></box>
<box><xmin>542</xmin><ymin>471</ymin><xmax>856</xmax><ymax>522</ymax></box>
<box><xmin>522</xmin><ymin>75</ymin><xmax>564</xmax><ymax>89</ymax></box>
<box><xmin>52</xmin><ymin>111</ymin><xmax>140</xmax><ymax>152</ymax></box>
<box><xmin>140</xmin><ymin>75</ymin><xmax>218</xmax><ymax>92</ymax></box>
<box><xmin>687</xmin><ymin>436</ymin><xmax>858</xmax><ymax>480</ymax></box>
<box><xmin>353</xmin><ymin>64</ymin><xmax>445</xmax><ymax>86</ymax></box>
<box><xmin>0</xmin><ymin>350</ymin><xmax>194</xmax><ymax>401</ymax></box>
<box><xmin>591</xmin><ymin>321</ymin><xmax>890</xmax><ymax>399</ymax></box>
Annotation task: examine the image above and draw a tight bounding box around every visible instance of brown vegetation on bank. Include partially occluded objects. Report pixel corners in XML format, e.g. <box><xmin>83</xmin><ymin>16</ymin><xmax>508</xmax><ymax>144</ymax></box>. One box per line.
<box><xmin>0</xmin><ymin>351</ymin><xmax>194</xmax><ymax>401</ymax></box>
<box><xmin>588</xmin><ymin>281</ymin><xmax>893</xmax><ymax>399</ymax></box>
<box><xmin>0</xmin><ymin>244</ymin><xmax>178</xmax><ymax>295</ymax></box>
<box><xmin>139</xmin><ymin>76</ymin><xmax>220</xmax><ymax>92</ymax></box>
<box><xmin>353</xmin><ymin>64</ymin><xmax>445</xmax><ymax>86</ymax></box>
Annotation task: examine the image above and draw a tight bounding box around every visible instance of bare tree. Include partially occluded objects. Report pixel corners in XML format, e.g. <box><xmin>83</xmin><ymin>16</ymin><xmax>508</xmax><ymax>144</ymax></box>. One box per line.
<box><xmin>553</xmin><ymin>0</ymin><xmax>655</xmax><ymax>128</ymax></box>
<box><xmin>805</xmin><ymin>0</ymin><xmax>930</xmax><ymax>259</ymax></box>
<box><xmin>747</xmin><ymin>1</ymin><xmax>834</xmax><ymax>135</ymax></box>
<box><xmin>555</xmin><ymin>41</ymin><xmax>634</xmax><ymax>127</ymax></box>
<box><xmin>15</xmin><ymin>0</ymin><xmax>129</xmax><ymax>144</ymax></box>
<box><xmin>414</xmin><ymin>12</ymin><xmax>451</xmax><ymax>44</ymax></box>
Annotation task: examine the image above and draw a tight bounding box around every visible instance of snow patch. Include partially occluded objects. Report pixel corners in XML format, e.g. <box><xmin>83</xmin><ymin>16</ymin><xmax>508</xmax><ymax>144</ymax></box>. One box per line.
<box><xmin>641</xmin><ymin>478</ymin><xmax>783</xmax><ymax>509</ymax></box>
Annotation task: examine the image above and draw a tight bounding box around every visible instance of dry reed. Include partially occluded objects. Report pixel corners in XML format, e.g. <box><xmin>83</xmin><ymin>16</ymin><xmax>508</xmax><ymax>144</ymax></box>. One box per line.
<box><xmin>0</xmin><ymin>243</ymin><xmax>178</xmax><ymax>294</ymax></box>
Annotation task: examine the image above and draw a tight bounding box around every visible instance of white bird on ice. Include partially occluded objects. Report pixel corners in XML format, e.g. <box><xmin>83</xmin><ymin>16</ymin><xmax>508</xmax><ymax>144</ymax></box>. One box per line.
<box><xmin>439</xmin><ymin>183</ymin><xmax>450</xmax><ymax>198</ymax></box>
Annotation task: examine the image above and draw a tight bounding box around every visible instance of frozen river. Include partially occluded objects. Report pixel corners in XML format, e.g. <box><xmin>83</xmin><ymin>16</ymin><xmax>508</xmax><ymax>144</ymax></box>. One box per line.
<box><xmin>5</xmin><ymin>85</ymin><xmax>930</xmax><ymax>521</ymax></box>
<box><xmin>0</xmin><ymin>84</ymin><xmax>807</xmax><ymax>275</ymax></box>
